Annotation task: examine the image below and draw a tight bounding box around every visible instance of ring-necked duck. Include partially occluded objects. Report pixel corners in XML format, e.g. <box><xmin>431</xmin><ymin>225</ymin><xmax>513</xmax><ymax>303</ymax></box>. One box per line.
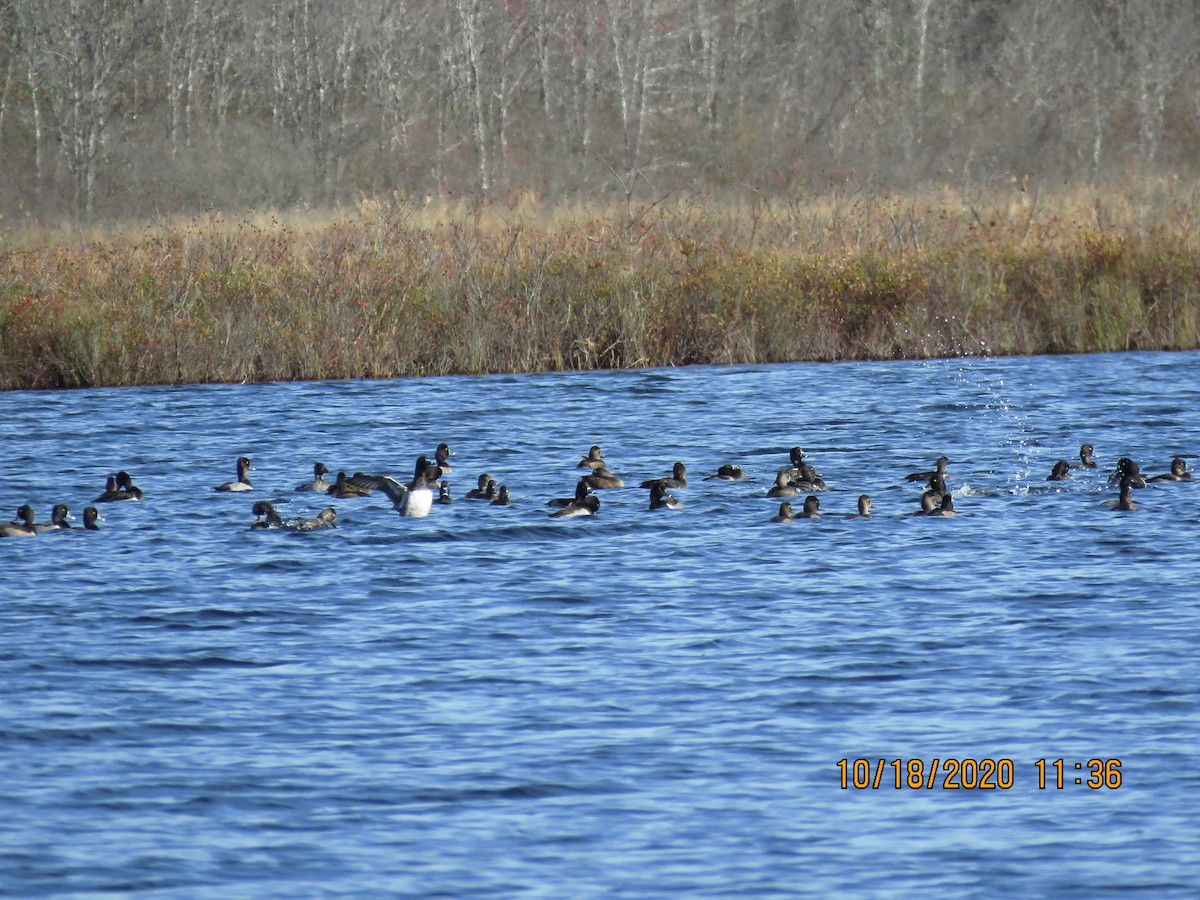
<box><xmin>436</xmin><ymin>481</ymin><xmax>454</xmax><ymax>504</ymax></box>
<box><xmin>777</xmin><ymin>447</ymin><xmax>806</xmax><ymax>479</ymax></box>
<box><xmin>767</xmin><ymin>471</ymin><xmax>800</xmax><ymax>497</ymax></box>
<box><xmin>432</xmin><ymin>443</ymin><xmax>454</xmax><ymax>473</ymax></box>
<box><xmin>641</xmin><ymin>461</ymin><xmax>687</xmax><ymax>490</ymax></box>
<box><xmin>549</xmin><ymin>494</ymin><xmax>600</xmax><ymax>518</ymax></box>
<box><xmin>926</xmin><ymin>494</ymin><xmax>957</xmax><ymax>516</ymax></box>
<box><xmin>1047</xmin><ymin>460</ymin><xmax>1073</xmax><ymax>481</ymax></box>
<box><xmin>906</xmin><ymin>455</ymin><xmax>949</xmax><ymax>482</ymax></box>
<box><xmin>912</xmin><ymin>493</ymin><xmax>937</xmax><ymax>515</ymax></box>
<box><xmin>292</xmin><ymin>507</ymin><xmax>337</xmax><ymax>531</ymax></box>
<box><xmin>252</xmin><ymin>500</ymin><xmax>337</xmax><ymax>531</ymax></box>
<box><xmin>95</xmin><ymin>474</ymin><xmax>140</xmax><ymax>502</ymax></box>
<box><xmin>346</xmin><ymin>455</ymin><xmax>436</xmax><ymax>496</ymax></box>
<box><xmin>82</xmin><ymin>507</ymin><xmax>102</xmax><ymax>530</ymax></box>
<box><xmin>549</xmin><ymin>479</ymin><xmax>592</xmax><ymax>508</ymax></box>
<box><xmin>214</xmin><ymin>457</ymin><xmax>254</xmax><ymax>492</ymax></box>
<box><xmin>251</xmin><ymin>500</ymin><xmax>285</xmax><ymax>529</ymax></box>
<box><xmin>33</xmin><ymin>504</ymin><xmax>74</xmax><ymax>532</ymax></box>
<box><xmin>296</xmin><ymin>462</ymin><xmax>331</xmax><ymax>492</ymax></box>
<box><xmin>797</xmin><ymin>495</ymin><xmax>822</xmax><ymax>519</ymax></box>
<box><xmin>576</xmin><ymin>446</ymin><xmax>606</xmax><ymax>469</ymax></box>
<box><xmin>328</xmin><ymin>471</ymin><xmax>372</xmax><ymax>498</ymax></box>
<box><xmin>1</xmin><ymin>505</ymin><xmax>37</xmax><ymax>537</ymax></box>
<box><xmin>464</xmin><ymin>473</ymin><xmax>494</xmax><ymax>498</ymax></box>
<box><xmin>771</xmin><ymin>501</ymin><xmax>795</xmax><ymax>523</ymax></box>
<box><xmin>789</xmin><ymin>462</ymin><xmax>827</xmax><ymax>491</ymax></box>
<box><xmin>1108</xmin><ymin>457</ymin><xmax>1146</xmax><ymax>489</ymax></box>
<box><xmin>1107</xmin><ymin>478</ymin><xmax>1138</xmax><ymax>511</ymax></box>
<box><xmin>1147</xmin><ymin>457</ymin><xmax>1192</xmax><ymax>482</ymax></box>
<box><xmin>648</xmin><ymin>482</ymin><xmax>684</xmax><ymax>510</ymax></box>
<box><xmin>115</xmin><ymin>471</ymin><xmax>143</xmax><ymax>500</ymax></box>
<box><xmin>704</xmin><ymin>464</ymin><xmax>747</xmax><ymax>481</ymax></box>
<box><xmin>467</xmin><ymin>478</ymin><xmax>498</xmax><ymax>500</ymax></box>
<box><xmin>373</xmin><ymin>457</ymin><xmax>443</xmax><ymax>517</ymax></box>
<box><xmin>922</xmin><ymin>473</ymin><xmax>949</xmax><ymax>506</ymax></box>
<box><xmin>849</xmin><ymin>495</ymin><xmax>872</xmax><ymax>518</ymax></box>
<box><xmin>583</xmin><ymin>467</ymin><xmax>624</xmax><ymax>489</ymax></box>
<box><xmin>491</xmin><ymin>485</ymin><xmax>512</xmax><ymax>506</ymax></box>
<box><xmin>94</xmin><ymin>475</ymin><xmax>121</xmax><ymax>502</ymax></box>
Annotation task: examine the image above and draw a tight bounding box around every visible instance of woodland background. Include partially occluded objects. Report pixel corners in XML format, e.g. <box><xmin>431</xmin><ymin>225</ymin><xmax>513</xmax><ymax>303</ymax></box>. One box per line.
<box><xmin>1</xmin><ymin>0</ymin><xmax>1198</xmax><ymax>224</ymax></box>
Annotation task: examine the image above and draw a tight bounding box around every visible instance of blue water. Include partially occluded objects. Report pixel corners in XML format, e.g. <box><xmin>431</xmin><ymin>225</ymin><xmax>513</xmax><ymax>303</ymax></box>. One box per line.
<box><xmin>2</xmin><ymin>351</ymin><xmax>1198</xmax><ymax>897</ymax></box>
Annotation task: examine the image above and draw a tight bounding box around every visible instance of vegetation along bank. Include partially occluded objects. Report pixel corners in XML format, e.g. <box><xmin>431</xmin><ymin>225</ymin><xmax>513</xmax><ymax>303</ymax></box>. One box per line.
<box><xmin>2</xmin><ymin>185</ymin><xmax>1199</xmax><ymax>391</ymax></box>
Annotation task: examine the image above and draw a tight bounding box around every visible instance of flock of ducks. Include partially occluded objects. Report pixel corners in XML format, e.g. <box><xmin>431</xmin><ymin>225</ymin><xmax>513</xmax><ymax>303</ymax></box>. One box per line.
<box><xmin>2</xmin><ymin>441</ymin><xmax>1191</xmax><ymax>539</ymax></box>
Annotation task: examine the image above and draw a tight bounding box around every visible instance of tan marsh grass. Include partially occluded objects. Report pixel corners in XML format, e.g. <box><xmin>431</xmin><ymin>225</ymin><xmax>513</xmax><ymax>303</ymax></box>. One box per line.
<box><xmin>2</xmin><ymin>181</ymin><xmax>1199</xmax><ymax>390</ymax></box>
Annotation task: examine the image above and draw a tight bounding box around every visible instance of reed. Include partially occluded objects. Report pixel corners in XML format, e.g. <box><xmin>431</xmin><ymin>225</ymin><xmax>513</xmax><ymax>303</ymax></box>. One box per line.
<box><xmin>3</xmin><ymin>180</ymin><xmax>1200</xmax><ymax>390</ymax></box>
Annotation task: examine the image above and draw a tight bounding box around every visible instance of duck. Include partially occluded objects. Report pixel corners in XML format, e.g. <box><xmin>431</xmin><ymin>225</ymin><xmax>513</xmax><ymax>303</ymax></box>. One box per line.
<box><xmin>433</xmin><ymin>443</ymin><xmax>454</xmax><ymax>473</ymax></box>
<box><xmin>33</xmin><ymin>504</ymin><xmax>74</xmax><ymax>532</ymax></box>
<box><xmin>464</xmin><ymin>473</ymin><xmax>494</xmax><ymax>498</ymax></box>
<box><xmin>576</xmin><ymin>445</ymin><xmax>606</xmax><ymax>469</ymax></box>
<box><xmin>467</xmin><ymin>478</ymin><xmax>498</xmax><ymax>501</ymax></box>
<box><xmin>789</xmin><ymin>462</ymin><xmax>826</xmax><ymax>491</ymax></box>
<box><xmin>436</xmin><ymin>481</ymin><xmax>454</xmax><ymax>504</ymax></box>
<box><xmin>344</xmin><ymin>453</ymin><xmax>437</xmax><ymax>495</ymax></box>
<box><xmin>1126</xmin><ymin>460</ymin><xmax>1147</xmax><ymax>488</ymax></box>
<box><xmin>296</xmin><ymin>462</ymin><xmax>331</xmax><ymax>492</ymax></box>
<box><xmin>796</xmin><ymin>495</ymin><xmax>822</xmax><ymax>519</ymax></box>
<box><xmin>115</xmin><ymin>471</ymin><xmax>143</xmax><ymax>500</ymax></box>
<box><xmin>291</xmin><ymin>507</ymin><xmax>337</xmax><ymax>531</ymax></box>
<box><xmin>849</xmin><ymin>495</ymin><xmax>872</xmax><ymax>518</ymax></box>
<box><xmin>1108</xmin><ymin>457</ymin><xmax>1146</xmax><ymax>489</ymax></box>
<box><xmin>372</xmin><ymin>457</ymin><xmax>443</xmax><ymax>517</ymax></box>
<box><xmin>906</xmin><ymin>455</ymin><xmax>949</xmax><ymax>482</ymax></box>
<box><xmin>250</xmin><ymin>500</ymin><xmax>285</xmax><ymax>529</ymax></box>
<box><xmin>777</xmin><ymin>447</ymin><xmax>808</xmax><ymax>482</ymax></box>
<box><xmin>1046</xmin><ymin>460</ymin><xmax>1073</xmax><ymax>481</ymax></box>
<box><xmin>214</xmin><ymin>456</ymin><xmax>254</xmax><ymax>492</ymax></box>
<box><xmin>548</xmin><ymin>479</ymin><xmax>592</xmax><ymax>508</ymax></box>
<box><xmin>704</xmin><ymin>464</ymin><xmax>746</xmax><ymax>481</ymax></box>
<box><xmin>911</xmin><ymin>493</ymin><xmax>938</xmax><ymax>515</ymax></box>
<box><xmin>491</xmin><ymin>485</ymin><xmax>512</xmax><ymax>506</ymax></box>
<box><xmin>251</xmin><ymin>500</ymin><xmax>337</xmax><ymax>531</ymax></box>
<box><xmin>766</xmin><ymin>471</ymin><xmax>800</xmax><ymax>498</ymax></box>
<box><xmin>81</xmin><ymin>507</ymin><xmax>102</xmax><ymax>530</ymax></box>
<box><xmin>583</xmin><ymin>467</ymin><xmax>624</xmax><ymax>489</ymax></box>
<box><xmin>94</xmin><ymin>475</ymin><xmax>121</xmax><ymax>502</ymax></box>
<box><xmin>1147</xmin><ymin>457</ymin><xmax>1192</xmax><ymax>482</ymax></box>
<box><xmin>926</xmin><ymin>494</ymin><xmax>958</xmax><ymax>517</ymax></box>
<box><xmin>549</xmin><ymin>494</ymin><xmax>600</xmax><ymax>518</ymax></box>
<box><xmin>1</xmin><ymin>505</ymin><xmax>37</xmax><ymax>537</ymax></box>
<box><xmin>1072</xmin><ymin>443</ymin><xmax>1097</xmax><ymax>469</ymax></box>
<box><xmin>327</xmin><ymin>471</ymin><xmax>372</xmax><ymax>499</ymax></box>
<box><xmin>95</xmin><ymin>474</ymin><xmax>140</xmax><ymax>502</ymax></box>
<box><xmin>1107</xmin><ymin>478</ymin><xmax>1138</xmax><ymax>511</ymax></box>
<box><xmin>648</xmin><ymin>482</ymin><xmax>684</xmax><ymax>510</ymax></box>
<box><xmin>640</xmin><ymin>461</ymin><xmax>687</xmax><ymax>490</ymax></box>
<box><xmin>922</xmin><ymin>473</ymin><xmax>949</xmax><ymax>506</ymax></box>
<box><xmin>770</xmin><ymin>501</ymin><xmax>795</xmax><ymax>523</ymax></box>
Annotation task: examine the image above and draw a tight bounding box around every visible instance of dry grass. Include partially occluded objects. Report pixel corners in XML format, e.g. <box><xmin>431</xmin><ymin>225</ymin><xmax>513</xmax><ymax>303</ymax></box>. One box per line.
<box><xmin>2</xmin><ymin>179</ymin><xmax>1199</xmax><ymax>390</ymax></box>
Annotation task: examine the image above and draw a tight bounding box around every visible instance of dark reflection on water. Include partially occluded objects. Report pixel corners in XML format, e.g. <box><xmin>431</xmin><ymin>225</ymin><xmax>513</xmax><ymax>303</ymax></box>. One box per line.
<box><xmin>2</xmin><ymin>351</ymin><xmax>1199</xmax><ymax>897</ymax></box>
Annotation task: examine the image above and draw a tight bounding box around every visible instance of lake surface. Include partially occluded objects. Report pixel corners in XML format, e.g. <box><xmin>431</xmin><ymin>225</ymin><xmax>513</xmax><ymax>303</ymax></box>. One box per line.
<box><xmin>1</xmin><ymin>351</ymin><xmax>1198</xmax><ymax>897</ymax></box>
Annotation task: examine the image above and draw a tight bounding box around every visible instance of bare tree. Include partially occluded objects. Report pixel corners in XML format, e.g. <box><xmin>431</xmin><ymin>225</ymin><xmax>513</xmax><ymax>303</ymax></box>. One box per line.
<box><xmin>1121</xmin><ymin>1</ymin><xmax>1198</xmax><ymax>164</ymax></box>
<box><xmin>3</xmin><ymin>0</ymin><xmax>1200</xmax><ymax>219</ymax></box>
<box><xmin>15</xmin><ymin>0</ymin><xmax>150</xmax><ymax>217</ymax></box>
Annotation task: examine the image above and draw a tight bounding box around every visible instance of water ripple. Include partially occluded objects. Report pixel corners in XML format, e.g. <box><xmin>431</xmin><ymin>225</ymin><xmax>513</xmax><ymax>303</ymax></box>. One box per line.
<box><xmin>1</xmin><ymin>351</ymin><xmax>1198</xmax><ymax>897</ymax></box>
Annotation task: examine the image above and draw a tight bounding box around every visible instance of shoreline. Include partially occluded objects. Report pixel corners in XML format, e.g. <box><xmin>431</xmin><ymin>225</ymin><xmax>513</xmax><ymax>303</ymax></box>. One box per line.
<box><xmin>3</xmin><ymin>189</ymin><xmax>1198</xmax><ymax>391</ymax></box>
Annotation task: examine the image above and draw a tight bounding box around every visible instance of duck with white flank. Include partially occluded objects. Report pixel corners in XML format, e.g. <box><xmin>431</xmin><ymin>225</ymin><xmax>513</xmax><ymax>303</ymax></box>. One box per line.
<box><xmin>214</xmin><ymin>457</ymin><xmax>254</xmax><ymax>492</ymax></box>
